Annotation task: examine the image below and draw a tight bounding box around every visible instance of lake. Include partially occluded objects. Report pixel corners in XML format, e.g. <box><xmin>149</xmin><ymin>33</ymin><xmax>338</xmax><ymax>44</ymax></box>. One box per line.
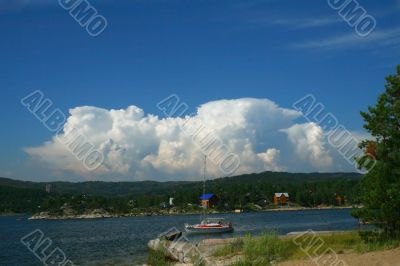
<box><xmin>0</xmin><ymin>209</ymin><xmax>360</xmax><ymax>265</ymax></box>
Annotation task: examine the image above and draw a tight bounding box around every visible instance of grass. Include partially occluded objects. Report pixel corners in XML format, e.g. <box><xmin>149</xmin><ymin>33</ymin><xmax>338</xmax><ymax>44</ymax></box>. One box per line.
<box><xmin>237</xmin><ymin>232</ymin><xmax>294</xmax><ymax>265</ymax></box>
<box><xmin>148</xmin><ymin>230</ymin><xmax>399</xmax><ymax>265</ymax></box>
<box><xmin>146</xmin><ymin>243</ymin><xmax>175</xmax><ymax>266</ymax></box>
<box><xmin>213</xmin><ymin>230</ymin><xmax>400</xmax><ymax>266</ymax></box>
<box><xmin>213</xmin><ymin>238</ymin><xmax>244</xmax><ymax>257</ymax></box>
<box><xmin>288</xmin><ymin>231</ymin><xmax>361</xmax><ymax>260</ymax></box>
<box><xmin>214</xmin><ymin>230</ymin><xmax>296</xmax><ymax>265</ymax></box>
<box><xmin>354</xmin><ymin>230</ymin><xmax>400</xmax><ymax>253</ymax></box>
<box><xmin>355</xmin><ymin>240</ymin><xmax>400</xmax><ymax>253</ymax></box>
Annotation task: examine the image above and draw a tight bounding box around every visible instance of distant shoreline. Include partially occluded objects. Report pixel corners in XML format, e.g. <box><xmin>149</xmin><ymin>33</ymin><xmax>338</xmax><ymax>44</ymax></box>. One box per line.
<box><xmin>0</xmin><ymin>212</ymin><xmax>24</xmax><ymax>217</ymax></box>
<box><xmin>2</xmin><ymin>205</ymin><xmax>354</xmax><ymax>220</ymax></box>
<box><xmin>262</xmin><ymin>205</ymin><xmax>353</xmax><ymax>212</ymax></box>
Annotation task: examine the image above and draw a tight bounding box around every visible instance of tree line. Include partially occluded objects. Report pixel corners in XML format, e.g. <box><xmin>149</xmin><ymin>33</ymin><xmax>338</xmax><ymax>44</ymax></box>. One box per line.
<box><xmin>0</xmin><ymin>173</ymin><xmax>361</xmax><ymax>215</ymax></box>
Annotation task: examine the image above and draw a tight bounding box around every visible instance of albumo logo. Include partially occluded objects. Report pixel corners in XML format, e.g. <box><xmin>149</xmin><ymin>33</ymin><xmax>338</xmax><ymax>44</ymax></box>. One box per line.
<box><xmin>21</xmin><ymin>90</ymin><xmax>104</xmax><ymax>171</ymax></box>
<box><xmin>328</xmin><ymin>0</ymin><xmax>376</xmax><ymax>37</ymax></box>
<box><xmin>58</xmin><ymin>0</ymin><xmax>108</xmax><ymax>37</ymax></box>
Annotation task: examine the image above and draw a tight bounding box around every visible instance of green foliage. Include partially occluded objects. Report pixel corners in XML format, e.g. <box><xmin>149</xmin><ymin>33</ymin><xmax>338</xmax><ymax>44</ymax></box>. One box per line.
<box><xmin>214</xmin><ymin>231</ymin><xmax>399</xmax><ymax>265</ymax></box>
<box><xmin>0</xmin><ymin>171</ymin><xmax>361</xmax><ymax>215</ymax></box>
<box><xmin>355</xmin><ymin>65</ymin><xmax>400</xmax><ymax>238</ymax></box>
<box><xmin>0</xmin><ymin>185</ymin><xmax>47</xmax><ymax>213</ymax></box>
<box><xmin>239</xmin><ymin>231</ymin><xmax>293</xmax><ymax>265</ymax></box>
<box><xmin>219</xmin><ymin>232</ymin><xmax>367</xmax><ymax>265</ymax></box>
<box><xmin>291</xmin><ymin>232</ymin><xmax>360</xmax><ymax>258</ymax></box>
<box><xmin>354</xmin><ymin>230</ymin><xmax>400</xmax><ymax>253</ymax></box>
<box><xmin>213</xmin><ymin>239</ymin><xmax>244</xmax><ymax>257</ymax></box>
<box><xmin>146</xmin><ymin>247</ymin><xmax>174</xmax><ymax>266</ymax></box>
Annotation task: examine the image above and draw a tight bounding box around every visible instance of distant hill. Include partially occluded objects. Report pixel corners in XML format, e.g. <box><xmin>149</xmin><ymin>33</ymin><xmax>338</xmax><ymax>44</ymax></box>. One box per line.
<box><xmin>0</xmin><ymin>172</ymin><xmax>363</xmax><ymax>214</ymax></box>
<box><xmin>211</xmin><ymin>171</ymin><xmax>361</xmax><ymax>184</ymax></box>
<box><xmin>0</xmin><ymin>177</ymin><xmax>194</xmax><ymax>196</ymax></box>
<box><xmin>0</xmin><ymin>171</ymin><xmax>361</xmax><ymax>196</ymax></box>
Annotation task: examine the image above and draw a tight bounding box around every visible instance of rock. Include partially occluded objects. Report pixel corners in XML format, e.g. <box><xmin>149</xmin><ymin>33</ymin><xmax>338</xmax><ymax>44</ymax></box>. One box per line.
<box><xmin>148</xmin><ymin>235</ymin><xmax>204</xmax><ymax>264</ymax></box>
<box><xmin>148</xmin><ymin>234</ymin><xmax>242</xmax><ymax>265</ymax></box>
<box><xmin>160</xmin><ymin>231</ymin><xmax>182</xmax><ymax>241</ymax></box>
<box><xmin>28</xmin><ymin>209</ymin><xmax>113</xmax><ymax>220</ymax></box>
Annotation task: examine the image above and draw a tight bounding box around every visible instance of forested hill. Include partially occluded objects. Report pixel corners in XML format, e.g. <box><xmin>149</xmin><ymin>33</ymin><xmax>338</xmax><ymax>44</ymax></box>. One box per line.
<box><xmin>0</xmin><ymin>177</ymin><xmax>193</xmax><ymax>197</ymax></box>
<box><xmin>0</xmin><ymin>172</ymin><xmax>361</xmax><ymax>196</ymax></box>
<box><xmin>0</xmin><ymin>172</ymin><xmax>362</xmax><ymax>214</ymax></box>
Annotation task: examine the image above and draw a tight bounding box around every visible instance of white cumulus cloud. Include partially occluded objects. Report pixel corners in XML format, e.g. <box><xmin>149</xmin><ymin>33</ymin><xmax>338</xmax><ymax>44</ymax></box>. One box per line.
<box><xmin>24</xmin><ymin>98</ymin><xmax>361</xmax><ymax>181</ymax></box>
<box><xmin>282</xmin><ymin>123</ymin><xmax>333</xmax><ymax>170</ymax></box>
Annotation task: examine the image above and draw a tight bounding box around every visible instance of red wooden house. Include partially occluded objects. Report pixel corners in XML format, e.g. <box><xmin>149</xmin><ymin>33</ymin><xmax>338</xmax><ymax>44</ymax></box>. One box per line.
<box><xmin>274</xmin><ymin>192</ymin><xmax>289</xmax><ymax>205</ymax></box>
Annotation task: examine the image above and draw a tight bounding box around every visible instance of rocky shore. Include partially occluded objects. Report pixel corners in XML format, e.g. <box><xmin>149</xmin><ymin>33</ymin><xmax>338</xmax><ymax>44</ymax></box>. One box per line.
<box><xmin>28</xmin><ymin>209</ymin><xmax>114</xmax><ymax>220</ymax></box>
<box><xmin>29</xmin><ymin>211</ymin><xmax>112</xmax><ymax>220</ymax></box>
<box><xmin>28</xmin><ymin>206</ymin><xmax>352</xmax><ymax>220</ymax></box>
<box><xmin>28</xmin><ymin>207</ymin><xmax>210</xmax><ymax>220</ymax></box>
<box><xmin>147</xmin><ymin>230</ymin><xmax>240</xmax><ymax>266</ymax></box>
<box><xmin>147</xmin><ymin>231</ymin><xmax>400</xmax><ymax>266</ymax></box>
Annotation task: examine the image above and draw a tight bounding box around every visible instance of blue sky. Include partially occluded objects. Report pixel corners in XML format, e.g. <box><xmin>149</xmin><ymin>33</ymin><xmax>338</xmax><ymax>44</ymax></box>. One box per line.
<box><xmin>1</xmin><ymin>0</ymin><xmax>399</xmax><ymax>181</ymax></box>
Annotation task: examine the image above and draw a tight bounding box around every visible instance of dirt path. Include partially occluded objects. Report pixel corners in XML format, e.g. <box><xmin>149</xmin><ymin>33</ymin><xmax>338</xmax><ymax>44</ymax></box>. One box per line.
<box><xmin>278</xmin><ymin>247</ymin><xmax>400</xmax><ymax>266</ymax></box>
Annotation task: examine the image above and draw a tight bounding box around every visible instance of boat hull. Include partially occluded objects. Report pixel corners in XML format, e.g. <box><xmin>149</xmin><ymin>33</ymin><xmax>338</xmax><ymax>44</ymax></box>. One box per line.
<box><xmin>185</xmin><ymin>226</ymin><xmax>233</xmax><ymax>234</ymax></box>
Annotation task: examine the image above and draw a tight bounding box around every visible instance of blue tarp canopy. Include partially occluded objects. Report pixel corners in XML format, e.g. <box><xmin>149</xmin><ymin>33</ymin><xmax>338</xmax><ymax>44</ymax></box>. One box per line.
<box><xmin>199</xmin><ymin>194</ymin><xmax>215</xmax><ymax>200</ymax></box>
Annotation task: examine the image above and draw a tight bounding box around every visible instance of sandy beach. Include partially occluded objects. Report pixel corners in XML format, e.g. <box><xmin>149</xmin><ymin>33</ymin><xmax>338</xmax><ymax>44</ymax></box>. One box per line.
<box><xmin>278</xmin><ymin>247</ymin><xmax>400</xmax><ymax>266</ymax></box>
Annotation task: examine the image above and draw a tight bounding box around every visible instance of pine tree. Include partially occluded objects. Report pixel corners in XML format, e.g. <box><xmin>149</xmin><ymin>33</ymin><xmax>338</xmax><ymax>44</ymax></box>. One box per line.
<box><xmin>355</xmin><ymin>65</ymin><xmax>400</xmax><ymax>238</ymax></box>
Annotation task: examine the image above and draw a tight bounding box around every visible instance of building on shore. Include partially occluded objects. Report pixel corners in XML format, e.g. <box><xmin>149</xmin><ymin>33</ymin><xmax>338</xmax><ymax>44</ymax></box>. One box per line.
<box><xmin>45</xmin><ymin>184</ymin><xmax>52</xmax><ymax>193</ymax></box>
<box><xmin>200</xmin><ymin>194</ymin><xmax>218</xmax><ymax>208</ymax></box>
<box><xmin>335</xmin><ymin>194</ymin><xmax>344</xmax><ymax>205</ymax></box>
<box><xmin>274</xmin><ymin>192</ymin><xmax>289</xmax><ymax>205</ymax></box>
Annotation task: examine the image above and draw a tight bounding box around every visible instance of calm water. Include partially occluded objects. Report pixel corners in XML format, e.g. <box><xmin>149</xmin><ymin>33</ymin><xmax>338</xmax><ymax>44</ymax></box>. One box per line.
<box><xmin>0</xmin><ymin>209</ymin><xmax>360</xmax><ymax>265</ymax></box>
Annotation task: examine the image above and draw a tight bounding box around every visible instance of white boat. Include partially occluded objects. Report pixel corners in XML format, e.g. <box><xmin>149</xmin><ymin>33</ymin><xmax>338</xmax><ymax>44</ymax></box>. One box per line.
<box><xmin>184</xmin><ymin>156</ymin><xmax>234</xmax><ymax>234</ymax></box>
<box><xmin>185</xmin><ymin>218</ymin><xmax>233</xmax><ymax>234</ymax></box>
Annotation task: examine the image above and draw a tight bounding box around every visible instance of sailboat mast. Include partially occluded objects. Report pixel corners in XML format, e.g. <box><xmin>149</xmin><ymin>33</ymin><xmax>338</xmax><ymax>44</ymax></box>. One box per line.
<box><xmin>203</xmin><ymin>155</ymin><xmax>206</xmax><ymax>197</ymax></box>
<box><xmin>202</xmin><ymin>155</ymin><xmax>207</xmax><ymax>221</ymax></box>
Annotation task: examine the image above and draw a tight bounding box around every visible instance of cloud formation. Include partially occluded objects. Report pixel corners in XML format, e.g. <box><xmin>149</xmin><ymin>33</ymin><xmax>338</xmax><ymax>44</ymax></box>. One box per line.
<box><xmin>293</xmin><ymin>27</ymin><xmax>400</xmax><ymax>50</ymax></box>
<box><xmin>270</xmin><ymin>17</ymin><xmax>342</xmax><ymax>29</ymax></box>
<box><xmin>24</xmin><ymin>98</ymin><xmax>362</xmax><ymax>181</ymax></box>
